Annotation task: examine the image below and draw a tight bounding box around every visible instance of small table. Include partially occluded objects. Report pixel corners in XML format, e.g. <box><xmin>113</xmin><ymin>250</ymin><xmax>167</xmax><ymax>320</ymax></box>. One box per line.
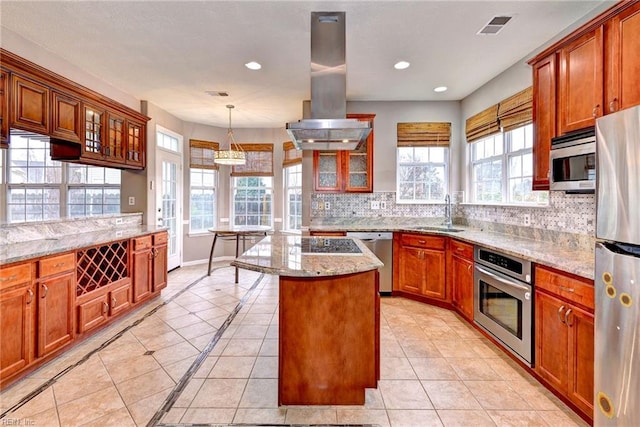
<box><xmin>207</xmin><ymin>225</ymin><xmax>270</xmax><ymax>282</ymax></box>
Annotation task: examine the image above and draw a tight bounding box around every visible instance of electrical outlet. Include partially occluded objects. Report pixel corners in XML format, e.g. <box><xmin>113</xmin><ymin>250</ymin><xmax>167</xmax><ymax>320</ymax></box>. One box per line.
<box><xmin>371</xmin><ymin>201</ymin><xmax>380</xmax><ymax>210</ymax></box>
<box><xmin>115</xmin><ymin>218</ymin><xmax>123</xmax><ymax>225</ymax></box>
<box><xmin>128</xmin><ymin>196</ymin><xmax>135</xmax><ymax>206</ymax></box>
<box><xmin>380</xmin><ymin>201</ymin><xmax>387</xmax><ymax>210</ymax></box>
<box><xmin>324</xmin><ymin>202</ymin><xmax>330</xmax><ymax>210</ymax></box>
<box><xmin>523</xmin><ymin>214</ymin><xmax>531</xmax><ymax>226</ymax></box>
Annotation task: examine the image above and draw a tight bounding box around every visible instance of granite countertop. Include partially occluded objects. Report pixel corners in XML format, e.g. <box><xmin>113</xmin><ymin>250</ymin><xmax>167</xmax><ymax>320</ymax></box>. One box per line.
<box><xmin>310</xmin><ymin>220</ymin><xmax>594</xmax><ymax>280</ymax></box>
<box><xmin>0</xmin><ymin>225</ymin><xmax>167</xmax><ymax>266</ymax></box>
<box><xmin>231</xmin><ymin>234</ymin><xmax>383</xmax><ymax>278</ymax></box>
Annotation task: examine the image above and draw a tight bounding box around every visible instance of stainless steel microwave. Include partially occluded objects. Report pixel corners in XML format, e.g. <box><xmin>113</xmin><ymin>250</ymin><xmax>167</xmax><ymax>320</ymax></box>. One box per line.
<box><xmin>549</xmin><ymin>128</ymin><xmax>596</xmax><ymax>193</ymax></box>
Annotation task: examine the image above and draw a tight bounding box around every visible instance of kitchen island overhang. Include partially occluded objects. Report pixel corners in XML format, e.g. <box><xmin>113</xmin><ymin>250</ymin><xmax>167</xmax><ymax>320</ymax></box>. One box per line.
<box><xmin>232</xmin><ymin>234</ymin><xmax>383</xmax><ymax>405</ymax></box>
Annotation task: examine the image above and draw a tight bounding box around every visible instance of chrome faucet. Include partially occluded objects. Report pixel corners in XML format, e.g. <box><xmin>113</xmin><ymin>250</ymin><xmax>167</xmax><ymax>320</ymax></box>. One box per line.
<box><xmin>444</xmin><ymin>194</ymin><xmax>453</xmax><ymax>229</ymax></box>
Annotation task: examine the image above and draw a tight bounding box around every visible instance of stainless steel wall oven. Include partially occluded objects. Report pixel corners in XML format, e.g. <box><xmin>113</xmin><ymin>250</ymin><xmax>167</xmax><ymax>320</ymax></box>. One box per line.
<box><xmin>474</xmin><ymin>246</ymin><xmax>533</xmax><ymax>365</ymax></box>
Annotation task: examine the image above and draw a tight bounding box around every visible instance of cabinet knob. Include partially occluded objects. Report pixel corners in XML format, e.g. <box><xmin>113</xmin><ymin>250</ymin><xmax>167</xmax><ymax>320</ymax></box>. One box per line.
<box><xmin>26</xmin><ymin>288</ymin><xmax>34</xmax><ymax>304</ymax></box>
<box><xmin>609</xmin><ymin>98</ymin><xmax>618</xmax><ymax>113</ymax></box>
<box><xmin>557</xmin><ymin>305</ymin><xmax>566</xmax><ymax>323</ymax></box>
<box><xmin>564</xmin><ymin>308</ymin><xmax>573</xmax><ymax>326</ymax></box>
<box><xmin>592</xmin><ymin>104</ymin><xmax>600</xmax><ymax>117</ymax></box>
<box><xmin>41</xmin><ymin>284</ymin><xmax>49</xmax><ymax>298</ymax></box>
<box><xmin>467</xmin><ymin>264</ymin><xmax>472</xmax><ymax>273</ymax></box>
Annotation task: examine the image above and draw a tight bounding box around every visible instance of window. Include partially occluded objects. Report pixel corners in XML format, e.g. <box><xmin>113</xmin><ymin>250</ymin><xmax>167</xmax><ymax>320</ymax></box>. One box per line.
<box><xmin>470</xmin><ymin>124</ymin><xmax>548</xmax><ymax>204</ymax></box>
<box><xmin>189</xmin><ymin>139</ymin><xmax>219</xmax><ymax>233</ymax></box>
<box><xmin>157</xmin><ymin>130</ymin><xmax>180</xmax><ymax>152</ymax></box>
<box><xmin>284</xmin><ymin>164</ymin><xmax>302</xmax><ymax>231</ymax></box>
<box><xmin>396</xmin><ymin>122</ymin><xmax>451</xmax><ymax>203</ymax></box>
<box><xmin>4</xmin><ymin>131</ymin><xmax>121</xmax><ymax>223</ymax></box>
<box><xmin>232</xmin><ymin>177</ymin><xmax>273</xmax><ymax>226</ymax></box>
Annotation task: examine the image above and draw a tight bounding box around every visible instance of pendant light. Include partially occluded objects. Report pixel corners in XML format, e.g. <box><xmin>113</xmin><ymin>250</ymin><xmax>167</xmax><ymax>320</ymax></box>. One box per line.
<box><xmin>214</xmin><ymin>105</ymin><xmax>246</xmax><ymax>165</ymax></box>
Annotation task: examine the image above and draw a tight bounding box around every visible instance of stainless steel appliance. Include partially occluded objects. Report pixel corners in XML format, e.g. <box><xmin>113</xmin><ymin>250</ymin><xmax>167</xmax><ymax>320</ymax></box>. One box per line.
<box><xmin>347</xmin><ymin>232</ymin><xmax>393</xmax><ymax>294</ymax></box>
<box><xmin>594</xmin><ymin>105</ymin><xmax>640</xmax><ymax>426</ymax></box>
<box><xmin>474</xmin><ymin>246</ymin><xmax>533</xmax><ymax>365</ymax></box>
<box><xmin>549</xmin><ymin>127</ymin><xmax>596</xmax><ymax>193</ymax></box>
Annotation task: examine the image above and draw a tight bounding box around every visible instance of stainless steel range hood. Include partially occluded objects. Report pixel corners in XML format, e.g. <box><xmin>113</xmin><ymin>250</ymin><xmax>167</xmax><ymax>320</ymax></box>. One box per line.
<box><xmin>286</xmin><ymin>12</ymin><xmax>371</xmax><ymax>151</ymax></box>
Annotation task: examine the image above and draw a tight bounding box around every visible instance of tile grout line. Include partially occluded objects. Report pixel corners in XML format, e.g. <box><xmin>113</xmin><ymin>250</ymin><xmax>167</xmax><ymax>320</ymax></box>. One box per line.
<box><xmin>0</xmin><ymin>266</ymin><xmax>234</xmax><ymax>420</ymax></box>
<box><xmin>149</xmin><ymin>272</ymin><xmax>265</xmax><ymax>427</ymax></box>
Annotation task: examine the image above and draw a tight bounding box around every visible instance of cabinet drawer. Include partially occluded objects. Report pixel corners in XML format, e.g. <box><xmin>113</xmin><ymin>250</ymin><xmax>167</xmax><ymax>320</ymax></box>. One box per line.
<box><xmin>451</xmin><ymin>240</ymin><xmax>474</xmax><ymax>260</ymax></box>
<box><xmin>133</xmin><ymin>236</ymin><xmax>152</xmax><ymax>251</ymax></box>
<box><xmin>39</xmin><ymin>253</ymin><xmax>75</xmax><ymax>277</ymax></box>
<box><xmin>153</xmin><ymin>232</ymin><xmax>168</xmax><ymax>245</ymax></box>
<box><xmin>535</xmin><ymin>265</ymin><xmax>594</xmax><ymax>309</ymax></box>
<box><xmin>401</xmin><ymin>233</ymin><xmax>446</xmax><ymax>250</ymax></box>
<box><xmin>0</xmin><ymin>263</ymin><xmax>32</xmax><ymax>289</ymax></box>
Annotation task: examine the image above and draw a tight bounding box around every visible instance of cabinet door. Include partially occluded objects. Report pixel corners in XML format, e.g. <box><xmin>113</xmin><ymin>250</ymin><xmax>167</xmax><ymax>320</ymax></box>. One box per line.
<box><xmin>314</xmin><ymin>151</ymin><xmax>342</xmax><ymax>192</ymax></box>
<box><xmin>452</xmin><ymin>255</ymin><xmax>474</xmax><ymax>320</ymax></box>
<box><xmin>37</xmin><ymin>272</ymin><xmax>74</xmax><ymax>357</ymax></box>
<box><xmin>0</xmin><ymin>282</ymin><xmax>33</xmax><ymax>380</ymax></box>
<box><xmin>11</xmin><ymin>74</ymin><xmax>49</xmax><ymax>134</ymax></box>
<box><xmin>535</xmin><ymin>290</ymin><xmax>569</xmax><ymax>393</ymax></box>
<box><xmin>132</xmin><ymin>248</ymin><xmax>152</xmax><ymax>303</ymax></box>
<box><xmin>152</xmin><ymin>238</ymin><xmax>168</xmax><ymax>293</ymax></box>
<box><xmin>83</xmin><ymin>104</ymin><xmax>105</xmax><ymax>159</ymax></box>
<box><xmin>605</xmin><ymin>2</ymin><xmax>640</xmax><ymax>114</ymax></box>
<box><xmin>532</xmin><ymin>54</ymin><xmax>556</xmax><ymax>190</ymax></box>
<box><xmin>109</xmin><ymin>282</ymin><xmax>131</xmax><ymax>316</ymax></box>
<box><xmin>106</xmin><ymin>113</ymin><xmax>126</xmax><ymax>163</ymax></box>
<box><xmin>398</xmin><ymin>246</ymin><xmax>424</xmax><ymax>295</ymax></box>
<box><xmin>422</xmin><ymin>248</ymin><xmax>446</xmax><ymax>300</ymax></box>
<box><xmin>51</xmin><ymin>91</ymin><xmax>82</xmax><ymax>143</ymax></box>
<box><xmin>567</xmin><ymin>304</ymin><xmax>594</xmax><ymax>416</ymax></box>
<box><xmin>77</xmin><ymin>294</ymin><xmax>109</xmax><ymax>334</ymax></box>
<box><xmin>344</xmin><ymin>114</ymin><xmax>374</xmax><ymax>192</ymax></box>
<box><xmin>559</xmin><ymin>27</ymin><xmax>604</xmax><ymax>133</ymax></box>
<box><xmin>126</xmin><ymin>120</ymin><xmax>145</xmax><ymax>168</ymax></box>
<box><xmin>1</xmin><ymin>69</ymin><xmax>8</xmax><ymax>148</ymax></box>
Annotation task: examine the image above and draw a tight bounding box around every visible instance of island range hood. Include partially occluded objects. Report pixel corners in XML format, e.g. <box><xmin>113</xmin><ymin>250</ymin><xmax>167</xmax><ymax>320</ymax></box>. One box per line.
<box><xmin>286</xmin><ymin>12</ymin><xmax>371</xmax><ymax>151</ymax></box>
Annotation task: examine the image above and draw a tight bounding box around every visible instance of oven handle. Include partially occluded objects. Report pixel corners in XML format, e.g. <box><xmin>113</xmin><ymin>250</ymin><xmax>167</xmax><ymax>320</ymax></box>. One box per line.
<box><xmin>475</xmin><ymin>265</ymin><xmax>530</xmax><ymax>293</ymax></box>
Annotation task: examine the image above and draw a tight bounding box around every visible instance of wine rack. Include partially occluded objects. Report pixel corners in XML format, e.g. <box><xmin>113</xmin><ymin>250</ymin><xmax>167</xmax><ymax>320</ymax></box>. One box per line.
<box><xmin>76</xmin><ymin>240</ymin><xmax>129</xmax><ymax>296</ymax></box>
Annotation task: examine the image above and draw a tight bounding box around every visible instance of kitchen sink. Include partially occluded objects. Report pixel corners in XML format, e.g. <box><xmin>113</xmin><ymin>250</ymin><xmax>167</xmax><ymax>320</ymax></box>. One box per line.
<box><xmin>413</xmin><ymin>226</ymin><xmax>464</xmax><ymax>233</ymax></box>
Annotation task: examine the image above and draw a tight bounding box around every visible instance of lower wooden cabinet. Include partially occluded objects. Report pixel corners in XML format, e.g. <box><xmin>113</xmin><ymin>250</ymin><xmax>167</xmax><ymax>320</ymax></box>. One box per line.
<box><xmin>132</xmin><ymin>231</ymin><xmax>168</xmax><ymax>302</ymax></box>
<box><xmin>394</xmin><ymin>233</ymin><xmax>447</xmax><ymax>302</ymax></box>
<box><xmin>37</xmin><ymin>272</ymin><xmax>74</xmax><ymax>357</ymax></box>
<box><xmin>450</xmin><ymin>239</ymin><xmax>474</xmax><ymax>321</ymax></box>
<box><xmin>77</xmin><ymin>281</ymin><xmax>131</xmax><ymax>334</ymax></box>
<box><xmin>535</xmin><ymin>265</ymin><xmax>594</xmax><ymax>418</ymax></box>
<box><xmin>152</xmin><ymin>232</ymin><xmax>168</xmax><ymax>292</ymax></box>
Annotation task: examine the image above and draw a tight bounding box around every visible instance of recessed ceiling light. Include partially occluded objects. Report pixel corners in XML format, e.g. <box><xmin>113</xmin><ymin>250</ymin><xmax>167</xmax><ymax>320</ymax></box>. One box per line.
<box><xmin>394</xmin><ymin>61</ymin><xmax>410</xmax><ymax>70</ymax></box>
<box><xmin>434</xmin><ymin>86</ymin><xmax>448</xmax><ymax>93</ymax></box>
<box><xmin>245</xmin><ymin>61</ymin><xmax>262</xmax><ymax>70</ymax></box>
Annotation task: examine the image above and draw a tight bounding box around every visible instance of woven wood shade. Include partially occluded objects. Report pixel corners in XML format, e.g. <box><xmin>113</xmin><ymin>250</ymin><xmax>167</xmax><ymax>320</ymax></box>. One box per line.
<box><xmin>231</xmin><ymin>143</ymin><xmax>274</xmax><ymax>177</ymax></box>
<box><xmin>189</xmin><ymin>139</ymin><xmax>219</xmax><ymax>170</ymax></box>
<box><xmin>498</xmin><ymin>86</ymin><xmax>533</xmax><ymax>132</ymax></box>
<box><xmin>465</xmin><ymin>104</ymin><xmax>500</xmax><ymax>143</ymax></box>
<box><xmin>397</xmin><ymin>122</ymin><xmax>451</xmax><ymax>147</ymax></box>
<box><xmin>282</xmin><ymin>141</ymin><xmax>302</xmax><ymax>166</ymax></box>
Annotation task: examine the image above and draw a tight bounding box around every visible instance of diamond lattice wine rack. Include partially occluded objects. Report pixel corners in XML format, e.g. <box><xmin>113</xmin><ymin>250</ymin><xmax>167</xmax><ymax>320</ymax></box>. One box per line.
<box><xmin>76</xmin><ymin>240</ymin><xmax>129</xmax><ymax>296</ymax></box>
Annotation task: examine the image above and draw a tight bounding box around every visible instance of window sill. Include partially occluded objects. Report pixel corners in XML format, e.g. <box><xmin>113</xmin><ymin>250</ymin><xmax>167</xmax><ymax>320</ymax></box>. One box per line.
<box><xmin>460</xmin><ymin>201</ymin><xmax>549</xmax><ymax>208</ymax></box>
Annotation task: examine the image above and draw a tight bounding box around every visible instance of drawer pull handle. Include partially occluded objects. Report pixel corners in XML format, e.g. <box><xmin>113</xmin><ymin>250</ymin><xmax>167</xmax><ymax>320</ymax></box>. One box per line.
<box><xmin>103</xmin><ymin>302</ymin><xmax>109</xmax><ymax>314</ymax></box>
<box><xmin>418</xmin><ymin>240</ymin><xmax>426</xmax><ymax>244</ymax></box>
<box><xmin>27</xmin><ymin>289</ymin><xmax>34</xmax><ymax>304</ymax></box>
<box><xmin>558</xmin><ymin>305</ymin><xmax>566</xmax><ymax>324</ymax></box>
<box><xmin>0</xmin><ymin>274</ymin><xmax>18</xmax><ymax>282</ymax></box>
<box><xmin>112</xmin><ymin>297</ymin><xmax>117</xmax><ymax>308</ymax></box>
<box><xmin>592</xmin><ymin>104</ymin><xmax>600</xmax><ymax>117</ymax></box>
<box><xmin>467</xmin><ymin>264</ymin><xmax>472</xmax><ymax>273</ymax></box>
<box><xmin>559</xmin><ymin>286</ymin><xmax>575</xmax><ymax>293</ymax></box>
<box><xmin>609</xmin><ymin>98</ymin><xmax>618</xmax><ymax>113</ymax></box>
<box><xmin>41</xmin><ymin>284</ymin><xmax>49</xmax><ymax>298</ymax></box>
<box><xmin>564</xmin><ymin>308</ymin><xmax>573</xmax><ymax>327</ymax></box>
<box><xmin>53</xmin><ymin>262</ymin><xmax>66</xmax><ymax>268</ymax></box>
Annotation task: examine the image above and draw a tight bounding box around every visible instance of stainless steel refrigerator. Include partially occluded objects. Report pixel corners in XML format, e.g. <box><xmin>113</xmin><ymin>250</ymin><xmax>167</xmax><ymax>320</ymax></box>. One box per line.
<box><xmin>594</xmin><ymin>105</ymin><xmax>640</xmax><ymax>425</ymax></box>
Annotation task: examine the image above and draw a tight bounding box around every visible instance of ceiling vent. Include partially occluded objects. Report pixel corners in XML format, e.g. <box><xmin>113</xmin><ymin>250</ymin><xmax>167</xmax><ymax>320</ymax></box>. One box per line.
<box><xmin>206</xmin><ymin>90</ymin><xmax>229</xmax><ymax>97</ymax></box>
<box><xmin>477</xmin><ymin>16</ymin><xmax>512</xmax><ymax>35</ymax></box>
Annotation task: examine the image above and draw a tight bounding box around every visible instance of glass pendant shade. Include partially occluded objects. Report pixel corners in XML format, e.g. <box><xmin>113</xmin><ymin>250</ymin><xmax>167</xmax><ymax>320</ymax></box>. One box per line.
<box><xmin>214</xmin><ymin>105</ymin><xmax>246</xmax><ymax>165</ymax></box>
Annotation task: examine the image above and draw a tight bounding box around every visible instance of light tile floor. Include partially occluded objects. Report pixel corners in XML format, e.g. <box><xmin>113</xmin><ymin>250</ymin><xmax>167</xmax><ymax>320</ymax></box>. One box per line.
<box><xmin>0</xmin><ymin>263</ymin><xmax>589</xmax><ymax>427</ymax></box>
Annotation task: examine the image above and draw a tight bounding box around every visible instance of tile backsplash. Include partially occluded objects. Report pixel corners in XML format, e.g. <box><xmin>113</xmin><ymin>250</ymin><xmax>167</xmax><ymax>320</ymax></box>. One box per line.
<box><xmin>311</xmin><ymin>191</ymin><xmax>596</xmax><ymax>251</ymax></box>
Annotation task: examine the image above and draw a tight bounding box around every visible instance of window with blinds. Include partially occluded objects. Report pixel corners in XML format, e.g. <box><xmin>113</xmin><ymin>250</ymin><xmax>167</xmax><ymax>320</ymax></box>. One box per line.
<box><xmin>188</xmin><ymin>139</ymin><xmax>219</xmax><ymax>233</ymax></box>
<box><xmin>231</xmin><ymin>143</ymin><xmax>274</xmax><ymax>177</ymax></box>
<box><xmin>189</xmin><ymin>139</ymin><xmax>219</xmax><ymax>170</ymax></box>
<box><xmin>282</xmin><ymin>141</ymin><xmax>302</xmax><ymax>167</ymax></box>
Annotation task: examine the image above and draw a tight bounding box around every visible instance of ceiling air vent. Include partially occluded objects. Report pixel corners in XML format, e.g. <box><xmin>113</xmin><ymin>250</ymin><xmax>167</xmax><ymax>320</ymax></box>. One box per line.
<box><xmin>477</xmin><ymin>16</ymin><xmax>512</xmax><ymax>35</ymax></box>
<box><xmin>205</xmin><ymin>90</ymin><xmax>229</xmax><ymax>97</ymax></box>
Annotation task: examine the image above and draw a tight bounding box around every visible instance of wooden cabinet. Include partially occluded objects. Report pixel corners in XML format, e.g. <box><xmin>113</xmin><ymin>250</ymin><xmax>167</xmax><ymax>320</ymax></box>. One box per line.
<box><xmin>450</xmin><ymin>239</ymin><xmax>474</xmax><ymax>321</ymax></box>
<box><xmin>77</xmin><ymin>281</ymin><xmax>131</xmax><ymax>333</ymax></box>
<box><xmin>106</xmin><ymin>112</ymin><xmax>126</xmax><ymax>164</ymax></box>
<box><xmin>532</xmin><ymin>54</ymin><xmax>556</xmax><ymax>190</ymax></box>
<box><xmin>152</xmin><ymin>232</ymin><xmax>168</xmax><ymax>292</ymax></box>
<box><xmin>126</xmin><ymin>119</ymin><xmax>145</xmax><ymax>168</ymax></box>
<box><xmin>1</xmin><ymin>69</ymin><xmax>8</xmax><ymax>148</ymax></box>
<box><xmin>313</xmin><ymin>114</ymin><xmax>374</xmax><ymax>193</ymax></box>
<box><xmin>51</xmin><ymin>91</ymin><xmax>82</xmax><ymax>143</ymax></box>
<box><xmin>0</xmin><ymin>263</ymin><xmax>34</xmax><ymax>382</ymax></box>
<box><xmin>132</xmin><ymin>235</ymin><xmax>153</xmax><ymax>303</ymax></box>
<box><xmin>604</xmin><ymin>1</ymin><xmax>640</xmax><ymax>114</ymax></box>
<box><xmin>82</xmin><ymin>103</ymin><xmax>105</xmax><ymax>160</ymax></box>
<box><xmin>11</xmin><ymin>74</ymin><xmax>49</xmax><ymax>135</ymax></box>
<box><xmin>394</xmin><ymin>233</ymin><xmax>447</xmax><ymax>302</ymax></box>
<box><xmin>37</xmin><ymin>253</ymin><xmax>75</xmax><ymax>357</ymax></box>
<box><xmin>535</xmin><ymin>265</ymin><xmax>594</xmax><ymax>418</ymax></box>
<box><xmin>558</xmin><ymin>27</ymin><xmax>604</xmax><ymax>134</ymax></box>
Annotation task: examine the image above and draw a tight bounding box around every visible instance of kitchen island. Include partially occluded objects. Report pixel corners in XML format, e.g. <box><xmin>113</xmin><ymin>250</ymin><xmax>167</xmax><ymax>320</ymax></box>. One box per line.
<box><xmin>232</xmin><ymin>234</ymin><xmax>383</xmax><ymax>405</ymax></box>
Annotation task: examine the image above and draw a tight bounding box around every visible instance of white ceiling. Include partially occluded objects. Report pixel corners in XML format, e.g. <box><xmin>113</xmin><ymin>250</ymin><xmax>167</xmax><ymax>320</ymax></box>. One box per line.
<box><xmin>0</xmin><ymin>1</ymin><xmax>610</xmax><ymax>128</ymax></box>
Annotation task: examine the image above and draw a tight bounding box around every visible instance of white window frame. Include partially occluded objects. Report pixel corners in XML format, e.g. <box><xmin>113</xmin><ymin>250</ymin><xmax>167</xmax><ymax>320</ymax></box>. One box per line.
<box><xmin>396</xmin><ymin>146</ymin><xmax>449</xmax><ymax>204</ymax></box>
<box><xmin>189</xmin><ymin>168</ymin><xmax>217</xmax><ymax>234</ymax></box>
<box><xmin>283</xmin><ymin>163</ymin><xmax>302</xmax><ymax>232</ymax></box>
<box><xmin>231</xmin><ymin>176</ymin><xmax>273</xmax><ymax>227</ymax></box>
<box><xmin>67</xmin><ymin>165</ymin><xmax>121</xmax><ymax>218</ymax></box>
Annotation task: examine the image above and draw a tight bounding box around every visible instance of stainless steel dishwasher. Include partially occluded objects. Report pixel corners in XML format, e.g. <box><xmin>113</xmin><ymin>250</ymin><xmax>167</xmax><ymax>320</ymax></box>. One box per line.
<box><xmin>346</xmin><ymin>232</ymin><xmax>393</xmax><ymax>294</ymax></box>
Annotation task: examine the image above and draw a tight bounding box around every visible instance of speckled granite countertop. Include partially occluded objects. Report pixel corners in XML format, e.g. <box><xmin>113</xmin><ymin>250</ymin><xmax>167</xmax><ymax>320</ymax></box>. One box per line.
<box><xmin>310</xmin><ymin>220</ymin><xmax>594</xmax><ymax>280</ymax></box>
<box><xmin>231</xmin><ymin>235</ymin><xmax>383</xmax><ymax>277</ymax></box>
<box><xmin>0</xmin><ymin>225</ymin><xmax>167</xmax><ymax>266</ymax></box>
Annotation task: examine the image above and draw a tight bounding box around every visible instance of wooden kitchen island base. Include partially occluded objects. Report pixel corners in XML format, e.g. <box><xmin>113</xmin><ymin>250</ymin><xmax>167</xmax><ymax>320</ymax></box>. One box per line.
<box><xmin>278</xmin><ymin>269</ymin><xmax>380</xmax><ymax>405</ymax></box>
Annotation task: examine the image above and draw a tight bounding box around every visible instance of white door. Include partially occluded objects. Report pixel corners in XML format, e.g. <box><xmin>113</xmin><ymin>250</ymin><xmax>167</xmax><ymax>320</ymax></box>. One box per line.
<box><xmin>155</xmin><ymin>129</ymin><xmax>183</xmax><ymax>271</ymax></box>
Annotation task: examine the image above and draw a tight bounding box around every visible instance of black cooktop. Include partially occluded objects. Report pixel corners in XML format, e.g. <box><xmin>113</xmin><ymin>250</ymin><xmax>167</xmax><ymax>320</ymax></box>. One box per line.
<box><xmin>299</xmin><ymin>237</ymin><xmax>362</xmax><ymax>255</ymax></box>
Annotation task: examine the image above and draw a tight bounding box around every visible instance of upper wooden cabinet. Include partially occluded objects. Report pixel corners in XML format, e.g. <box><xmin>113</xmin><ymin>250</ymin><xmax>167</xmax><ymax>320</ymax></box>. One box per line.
<box><xmin>313</xmin><ymin>114</ymin><xmax>375</xmax><ymax>193</ymax></box>
<box><xmin>558</xmin><ymin>27</ymin><xmax>604</xmax><ymax>134</ymax></box>
<box><xmin>532</xmin><ymin>54</ymin><xmax>556</xmax><ymax>190</ymax></box>
<box><xmin>1</xmin><ymin>49</ymin><xmax>148</xmax><ymax>169</ymax></box>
